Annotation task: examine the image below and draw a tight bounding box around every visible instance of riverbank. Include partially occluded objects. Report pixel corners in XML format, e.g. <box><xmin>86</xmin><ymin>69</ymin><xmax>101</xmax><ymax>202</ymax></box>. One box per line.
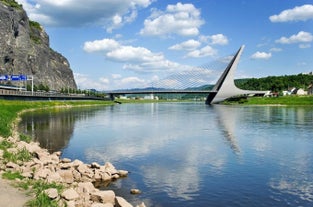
<box><xmin>0</xmin><ymin>176</ymin><xmax>30</xmax><ymax>206</ymax></box>
<box><xmin>0</xmin><ymin>100</ymin><xmax>145</xmax><ymax>207</ymax></box>
<box><xmin>225</xmin><ymin>95</ymin><xmax>313</xmax><ymax>105</ymax></box>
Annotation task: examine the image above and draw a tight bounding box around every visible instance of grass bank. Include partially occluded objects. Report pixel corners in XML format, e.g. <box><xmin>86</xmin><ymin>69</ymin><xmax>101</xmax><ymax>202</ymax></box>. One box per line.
<box><xmin>0</xmin><ymin>99</ymin><xmax>114</xmax><ymax>206</ymax></box>
<box><xmin>225</xmin><ymin>95</ymin><xmax>313</xmax><ymax>106</ymax></box>
<box><xmin>0</xmin><ymin>100</ymin><xmax>114</xmax><ymax>138</ymax></box>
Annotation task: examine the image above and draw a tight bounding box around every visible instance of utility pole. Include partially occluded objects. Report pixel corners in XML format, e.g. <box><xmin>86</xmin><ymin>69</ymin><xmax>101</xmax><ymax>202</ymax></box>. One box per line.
<box><xmin>28</xmin><ymin>75</ymin><xmax>34</xmax><ymax>95</ymax></box>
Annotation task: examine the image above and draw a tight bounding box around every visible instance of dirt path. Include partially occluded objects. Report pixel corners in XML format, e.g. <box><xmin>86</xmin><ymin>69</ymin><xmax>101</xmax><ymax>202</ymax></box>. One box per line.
<box><xmin>0</xmin><ymin>177</ymin><xmax>30</xmax><ymax>207</ymax></box>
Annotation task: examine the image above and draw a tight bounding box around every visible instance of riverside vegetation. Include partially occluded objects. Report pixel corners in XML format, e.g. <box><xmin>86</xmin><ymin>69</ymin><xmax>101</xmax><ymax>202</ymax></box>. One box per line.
<box><xmin>224</xmin><ymin>95</ymin><xmax>313</xmax><ymax>105</ymax></box>
<box><xmin>0</xmin><ymin>100</ymin><xmax>146</xmax><ymax>207</ymax></box>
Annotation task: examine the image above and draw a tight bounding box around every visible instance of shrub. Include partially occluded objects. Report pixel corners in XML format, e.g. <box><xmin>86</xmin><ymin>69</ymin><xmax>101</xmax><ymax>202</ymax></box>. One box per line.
<box><xmin>0</xmin><ymin>0</ymin><xmax>22</xmax><ymax>9</ymax></box>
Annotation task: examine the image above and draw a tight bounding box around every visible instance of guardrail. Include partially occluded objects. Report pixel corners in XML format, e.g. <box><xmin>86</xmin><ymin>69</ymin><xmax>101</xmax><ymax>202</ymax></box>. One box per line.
<box><xmin>0</xmin><ymin>89</ymin><xmax>83</xmax><ymax>97</ymax></box>
<box><xmin>0</xmin><ymin>89</ymin><xmax>108</xmax><ymax>101</ymax></box>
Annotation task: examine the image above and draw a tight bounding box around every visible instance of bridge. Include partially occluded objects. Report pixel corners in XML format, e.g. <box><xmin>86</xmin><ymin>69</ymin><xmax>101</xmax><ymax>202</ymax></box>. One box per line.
<box><xmin>106</xmin><ymin>45</ymin><xmax>268</xmax><ymax>104</ymax></box>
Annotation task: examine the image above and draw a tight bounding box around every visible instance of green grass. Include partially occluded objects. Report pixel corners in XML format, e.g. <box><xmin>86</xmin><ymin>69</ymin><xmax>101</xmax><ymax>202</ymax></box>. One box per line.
<box><xmin>2</xmin><ymin>171</ymin><xmax>24</xmax><ymax>180</ymax></box>
<box><xmin>26</xmin><ymin>181</ymin><xmax>64</xmax><ymax>207</ymax></box>
<box><xmin>2</xmin><ymin>147</ymin><xmax>33</xmax><ymax>163</ymax></box>
<box><xmin>17</xmin><ymin>180</ymin><xmax>65</xmax><ymax>207</ymax></box>
<box><xmin>222</xmin><ymin>95</ymin><xmax>313</xmax><ymax>106</ymax></box>
<box><xmin>0</xmin><ymin>139</ymin><xmax>13</xmax><ymax>150</ymax></box>
<box><xmin>0</xmin><ymin>100</ymin><xmax>114</xmax><ymax>138</ymax></box>
<box><xmin>244</xmin><ymin>96</ymin><xmax>313</xmax><ymax>105</ymax></box>
<box><xmin>19</xmin><ymin>134</ymin><xmax>32</xmax><ymax>143</ymax></box>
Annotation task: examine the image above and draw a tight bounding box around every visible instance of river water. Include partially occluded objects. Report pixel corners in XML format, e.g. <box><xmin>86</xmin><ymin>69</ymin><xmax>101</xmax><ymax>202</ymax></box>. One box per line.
<box><xmin>18</xmin><ymin>103</ymin><xmax>313</xmax><ymax>207</ymax></box>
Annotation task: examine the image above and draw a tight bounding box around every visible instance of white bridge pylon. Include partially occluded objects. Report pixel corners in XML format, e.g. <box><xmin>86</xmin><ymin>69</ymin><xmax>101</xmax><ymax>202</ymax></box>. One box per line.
<box><xmin>206</xmin><ymin>45</ymin><xmax>268</xmax><ymax>104</ymax></box>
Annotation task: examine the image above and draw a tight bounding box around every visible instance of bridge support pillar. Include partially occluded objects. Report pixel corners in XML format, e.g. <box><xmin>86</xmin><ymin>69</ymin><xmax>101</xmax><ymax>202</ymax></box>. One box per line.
<box><xmin>206</xmin><ymin>45</ymin><xmax>267</xmax><ymax>104</ymax></box>
<box><xmin>109</xmin><ymin>93</ymin><xmax>115</xmax><ymax>101</ymax></box>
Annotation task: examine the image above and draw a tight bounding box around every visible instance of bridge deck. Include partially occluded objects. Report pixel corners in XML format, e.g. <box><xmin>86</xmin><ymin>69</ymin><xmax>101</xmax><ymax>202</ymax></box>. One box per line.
<box><xmin>106</xmin><ymin>90</ymin><xmax>213</xmax><ymax>95</ymax></box>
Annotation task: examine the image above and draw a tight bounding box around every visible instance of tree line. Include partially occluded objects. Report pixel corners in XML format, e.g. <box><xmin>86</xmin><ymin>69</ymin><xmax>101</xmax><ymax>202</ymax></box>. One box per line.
<box><xmin>235</xmin><ymin>73</ymin><xmax>313</xmax><ymax>92</ymax></box>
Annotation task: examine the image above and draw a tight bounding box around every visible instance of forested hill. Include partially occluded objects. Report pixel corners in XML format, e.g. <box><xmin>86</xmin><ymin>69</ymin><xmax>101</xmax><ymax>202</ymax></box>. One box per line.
<box><xmin>234</xmin><ymin>73</ymin><xmax>313</xmax><ymax>92</ymax></box>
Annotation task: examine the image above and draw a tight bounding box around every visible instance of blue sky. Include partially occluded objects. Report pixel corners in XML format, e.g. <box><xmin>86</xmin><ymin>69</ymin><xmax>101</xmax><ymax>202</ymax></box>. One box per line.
<box><xmin>17</xmin><ymin>0</ymin><xmax>313</xmax><ymax>90</ymax></box>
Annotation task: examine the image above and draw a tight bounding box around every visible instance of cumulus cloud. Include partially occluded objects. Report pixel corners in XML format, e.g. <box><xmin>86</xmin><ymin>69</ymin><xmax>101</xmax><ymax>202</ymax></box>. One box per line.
<box><xmin>83</xmin><ymin>38</ymin><xmax>187</xmax><ymax>73</ymax></box>
<box><xmin>16</xmin><ymin>0</ymin><xmax>153</xmax><ymax>31</ymax></box>
<box><xmin>269</xmin><ymin>47</ymin><xmax>283</xmax><ymax>52</ymax></box>
<box><xmin>299</xmin><ymin>43</ymin><xmax>311</xmax><ymax>48</ymax></box>
<box><xmin>186</xmin><ymin>45</ymin><xmax>217</xmax><ymax>58</ymax></box>
<box><xmin>250</xmin><ymin>51</ymin><xmax>272</xmax><ymax>60</ymax></box>
<box><xmin>140</xmin><ymin>2</ymin><xmax>204</xmax><ymax>36</ymax></box>
<box><xmin>168</xmin><ymin>34</ymin><xmax>228</xmax><ymax>59</ymax></box>
<box><xmin>83</xmin><ymin>39</ymin><xmax>120</xmax><ymax>53</ymax></box>
<box><xmin>169</xmin><ymin>39</ymin><xmax>201</xmax><ymax>51</ymax></box>
<box><xmin>114</xmin><ymin>76</ymin><xmax>148</xmax><ymax>88</ymax></box>
<box><xmin>269</xmin><ymin>4</ymin><xmax>313</xmax><ymax>22</ymax></box>
<box><xmin>74</xmin><ymin>72</ymin><xmax>152</xmax><ymax>90</ymax></box>
<box><xmin>275</xmin><ymin>31</ymin><xmax>313</xmax><ymax>44</ymax></box>
<box><xmin>199</xmin><ymin>34</ymin><xmax>229</xmax><ymax>45</ymax></box>
<box><xmin>74</xmin><ymin>73</ymin><xmax>110</xmax><ymax>90</ymax></box>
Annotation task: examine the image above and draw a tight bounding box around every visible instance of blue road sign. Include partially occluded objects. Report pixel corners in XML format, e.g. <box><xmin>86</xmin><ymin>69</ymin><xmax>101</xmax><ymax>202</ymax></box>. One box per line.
<box><xmin>10</xmin><ymin>75</ymin><xmax>21</xmax><ymax>81</ymax></box>
<box><xmin>0</xmin><ymin>75</ymin><xmax>8</xmax><ymax>81</ymax></box>
<box><xmin>19</xmin><ymin>75</ymin><xmax>27</xmax><ymax>81</ymax></box>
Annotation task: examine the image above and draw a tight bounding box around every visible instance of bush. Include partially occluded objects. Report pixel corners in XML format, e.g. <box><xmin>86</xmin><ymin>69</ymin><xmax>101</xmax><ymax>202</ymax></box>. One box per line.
<box><xmin>0</xmin><ymin>0</ymin><xmax>22</xmax><ymax>9</ymax></box>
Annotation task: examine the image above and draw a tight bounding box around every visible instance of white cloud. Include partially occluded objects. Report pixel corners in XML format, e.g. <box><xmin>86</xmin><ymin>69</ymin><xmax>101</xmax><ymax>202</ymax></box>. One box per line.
<box><xmin>270</xmin><ymin>47</ymin><xmax>282</xmax><ymax>52</ymax></box>
<box><xmin>74</xmin><ymin>73</ymin><xmax>151</xmax><ymax>90</ymax></box>
<box><xmin>16</xmin><ymin>0</ymin><xmax>154</xmax><ymax>30</ymax></box>
<box><xmin>299</xmin><ymin>43</ymin><xmax>311</xmax><ymax>48</ymax></box>
<box><xmin>186</xmin><ymin>45</ymin><xmax>217</xmax><ymax>58</ymax></box>
<box><xmin>74</xmin><ymin>73</ymin><xmax>110</xmax><ymax>90</ymax></box>
<box><xmin>210</xmin><ymin>34</ymin><xmax>229</xmax><ymax>45</ymax></box>
<box><xmin>118</xmin><ymin>76</ymin><xmax>146</xmax><ymax>87</ymax></box>
<box><xmin>140</xmin><ymin>2</ymin><xmax>204</xmax><ymax>36</ymax></box>
<box><xmin>112</xmin><ymin>74</ymin><xmax>122</xmax><ymax>79</ymax></box>
<box><xmin>169</xmin><ymin>39</ymin><xmax>201</xmax><ymax>51</ymax></box>
<box><xmin>251</xmin><ymin>51</ymin><xmax>272</xmax><ymax>60</ymax></box>
<box><xmin>83</xmin><ymin>39</ymin><xmax>120</xmax><ymax>53</ymax></box>
<box><xmin>168</xmin><ymin>35</ymin><xmax>227</xmax><ymax>59</ymax></box>
<box><xmin>199</xmin><ymin>34</ymin><xmax>229</xmax><ymax>45</ymax></box>
<box><xmin>99</xmin><ymin>77</ymin><xmax>110</xmax><ymax>85</ymax></box>
<box><xmin>269</xmin><ymin>4</ymin><xmax>313</xmax><ymax>22</ymax></box>
<box><xmin>83</xmin><ymin>38</ymin><xmax>187</xmax><ymax>73</ymax></box>
<box><xmin>275</xmin><ymin>31</ymin><xmax>313</xmax><ymax>44</ymax></box>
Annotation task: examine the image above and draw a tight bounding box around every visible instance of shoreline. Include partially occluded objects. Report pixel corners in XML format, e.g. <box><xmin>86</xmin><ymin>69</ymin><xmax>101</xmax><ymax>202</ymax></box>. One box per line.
<box><xmin>0</xmin><ymin>102</ymin><xmax>146</xmax><ymax>207</ymax></box>
<box><xmin>0</xmin><ymin>174</ymin><xmax>30</xmax><ymax>206</ymax></box>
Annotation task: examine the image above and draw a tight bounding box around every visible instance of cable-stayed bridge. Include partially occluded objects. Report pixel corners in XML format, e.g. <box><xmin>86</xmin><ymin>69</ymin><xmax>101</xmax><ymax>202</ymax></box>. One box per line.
<box><xmin>106</xmin><ymin>45</ymin><xmax>268</xmax><ymax>104</ymax></box>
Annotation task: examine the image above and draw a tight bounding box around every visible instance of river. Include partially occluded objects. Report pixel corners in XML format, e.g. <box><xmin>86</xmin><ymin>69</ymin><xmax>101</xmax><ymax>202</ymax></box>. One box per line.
<box><xmin>18</xmin><ymin>102</ymin><xmax>313</xmax><ymax>207</ymax></box>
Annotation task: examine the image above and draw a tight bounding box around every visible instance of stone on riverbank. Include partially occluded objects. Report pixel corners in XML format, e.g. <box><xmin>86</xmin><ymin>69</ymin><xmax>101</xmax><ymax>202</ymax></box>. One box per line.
<box><xmin>1</xmin><ymin>136</ymin><xmax>146</xmax><ymax>207</ymax></box>
<box><xmin>130</xmin><ymin>189</ymin><xmax>141</xmax><ymax>194</ymax></box>
<box><xmin>115</xmin><ymin>196</ymin><xmax>133</xmax><ymax>207</ymax></box>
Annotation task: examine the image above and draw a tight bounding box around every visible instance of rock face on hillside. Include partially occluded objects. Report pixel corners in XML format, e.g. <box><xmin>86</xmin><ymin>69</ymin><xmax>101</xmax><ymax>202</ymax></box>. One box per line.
<box><xmin>0</xmin><ymin>2</ymin><xmax>77</xmax><ymax>90</ymax></box>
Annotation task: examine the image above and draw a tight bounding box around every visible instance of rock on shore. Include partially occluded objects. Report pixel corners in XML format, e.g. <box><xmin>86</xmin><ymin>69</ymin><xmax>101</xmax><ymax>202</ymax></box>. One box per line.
<box><xmin>0</xmin><ymin>136</ymin><xmax>146</xmax><ymax>207</ymax></box>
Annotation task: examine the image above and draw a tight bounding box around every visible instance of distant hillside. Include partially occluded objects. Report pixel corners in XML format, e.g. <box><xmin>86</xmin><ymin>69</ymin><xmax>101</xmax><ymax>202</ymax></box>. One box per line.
<box><xmin>0</xmin><ymin>0</ymin><xmax>77</xmax><ymax>91</ymax></box>
<box><xmin>235</xmin><ymin>73</ymin><xmax>313</xmax><ymax>92</ymax></box>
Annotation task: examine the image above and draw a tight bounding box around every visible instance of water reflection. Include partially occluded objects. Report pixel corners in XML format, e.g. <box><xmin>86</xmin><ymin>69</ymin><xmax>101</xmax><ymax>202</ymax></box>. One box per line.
<box><xmin>18</xmin><ymin>107</ymin><xmax>106</xmax><ymax>152</ymax></box>
<box><xmin>269</xmin><ymin>146</ymin><xmax>313</xmax><ymax>203</ymax></box>
<box><xmin>18</xmin><ymin>104</ymin><xmax>313</xmax><ymax>206</ymax></box>
<box><xmin>214</xmin><ymin>105</ymin><xmax>241</xmax><ymax>155</ymax></box>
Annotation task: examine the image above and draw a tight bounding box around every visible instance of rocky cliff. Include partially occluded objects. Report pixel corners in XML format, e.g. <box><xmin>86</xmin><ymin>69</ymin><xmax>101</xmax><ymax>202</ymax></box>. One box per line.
<box><xmin>0</xmin><ymin>1</ymin><xmax>77</xmax><ymax>90</ymax></box>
